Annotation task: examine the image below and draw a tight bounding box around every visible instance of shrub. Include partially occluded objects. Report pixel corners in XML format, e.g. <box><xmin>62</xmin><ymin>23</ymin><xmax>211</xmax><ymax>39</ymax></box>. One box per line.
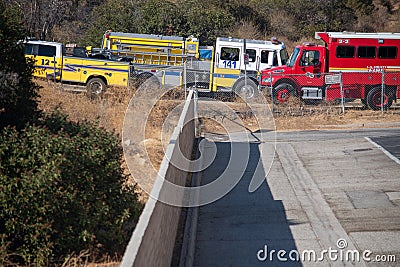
<box><xmin>0</xmin><ymin>112</ymin><xmax>142</xmax><ymax>266</ymax></box>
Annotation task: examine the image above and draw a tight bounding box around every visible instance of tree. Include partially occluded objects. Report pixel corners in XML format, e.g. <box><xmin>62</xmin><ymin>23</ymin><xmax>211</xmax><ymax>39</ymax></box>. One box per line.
<box><xmin>3</xmin><ymin>0</ymin><xmax>76</xmax><ymax>40</ymax></box>
<box><xmin>179</xmin><ymin>0</ymin><xmax>235</xmax><ymax>45</ymax></box>
<box><xmin>213</xmin><ymin>0</ymin><xmax>270</xmax><ymax>35</ymax></box>
<box><xmin>0</xmin><ymin>1</ymin><xmax>39</xmax><ymax>128</ymax></box>
<box><xmin>85</xmin><ymin>0</ymin><xmax>141</xmax><ymax>46</ymax></box>
<box><xmin>346</xmin><ymin>0</ymin><xmax>374</xmax><ymax>16</ymax></box>
<box><xmin>137</xmin><ymin>0</ymin><xmax>185</xmax><ymax>36</ymax></box>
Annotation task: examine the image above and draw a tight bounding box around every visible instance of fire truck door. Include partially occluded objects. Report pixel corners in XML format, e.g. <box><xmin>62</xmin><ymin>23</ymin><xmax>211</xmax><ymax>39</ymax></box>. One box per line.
<box><xmin>217</xmin><ymin>46</ymin><xmax>241</xmax><ymax>70</ymax></box>
<box><xmin>213</xmin><ymin>45</ymin><xmax>242</xmax><ymax>89</ymax></box>
<box><xmin>299</xmin><ymin>50</ymin><xmax>323</xmax><ymax>85</ymax></box>
<box><xmin>25</xmin><ymin>43</ymin><xmax>61</xmax><ymax>79</ymax></box>
<box><xmin>259</xmin><ymin>49</ymin><xmax>277</xmax><ymax>70</ymax></box>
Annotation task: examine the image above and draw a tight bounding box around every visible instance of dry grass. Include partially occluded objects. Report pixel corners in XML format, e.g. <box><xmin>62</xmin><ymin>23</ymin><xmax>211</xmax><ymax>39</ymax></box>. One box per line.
<box><xmin>274</xmin><ymin>109</ymin><xmax>400</xmax><ymax>131</ymax></box>
<box><xmin>271</xmin><ymin>99</ymin><xmax>400</xmax><ymax>131</ymax></box>
<box><xmin>60</xmin><ymin>251</ymin><xmax>120</xmax><ymax>267</ymax></box>
<box><xmin>37</xmin><ymin>80</ymin><xmax>183</xmax><ymax>158</ymax></box>
<box><xmin>38</xmin><ymin>80</ymin><xmax>132</xmax><ymax>135</ymax></box>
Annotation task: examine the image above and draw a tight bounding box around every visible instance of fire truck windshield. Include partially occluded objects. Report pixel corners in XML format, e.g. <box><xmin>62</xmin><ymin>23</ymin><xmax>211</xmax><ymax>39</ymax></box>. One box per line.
<box><xmin>287</xmin><ymin>47</ymin><xmax>300</xmax><ymax>67</ymax></box>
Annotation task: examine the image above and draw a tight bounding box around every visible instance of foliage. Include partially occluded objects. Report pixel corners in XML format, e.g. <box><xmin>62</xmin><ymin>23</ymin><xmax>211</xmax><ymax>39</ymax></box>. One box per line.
<box><xmin>4</xmin><ymin>0</ymin><xmax>80</xmax><ymax>40</ymax></box>
<box><xmin>138</xmin><ymin>0</ymin><xmax>185</xmax><ymax>36</ymax></box>
<box><xmin>85</xmin><ymin>0</ymin><xmax>235</xmax><ymax>46</ymax></box>
<box><xmin>346</xmin><ymin>0</ymin><xmax>375</xmax><ymax>16</ymax></box>
<box><xmin>0</xmin><ymin>112</ymin><xmax>142</xmax><ymax>266</ymax></box>
<box><xmin>0</xmin><ymin>1</ymin><xmax>39</xmax><ymax>128</ymax></box>
<box><xmin>180</xmin><ymin>0</ymin><xmax>235</xmax><ymax>45</ymax></box>
<box><xmin>4</xmin><ymin>0</ymin><xmax>400</xmax><ymax>45</ymax></box>
<box><xmin>85</xmin><ymin>0</ymin><xmax>141</xmax><ymax>46</ymax></box>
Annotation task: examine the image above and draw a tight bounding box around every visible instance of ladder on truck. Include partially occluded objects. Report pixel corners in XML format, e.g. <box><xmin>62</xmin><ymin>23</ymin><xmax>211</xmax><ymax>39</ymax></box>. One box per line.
<box><xmin>102</xmin><ymin>31</ymin><xmax>198</xmax><ymax>67</ymax></box>
<box><xmin>111</xmin><ymin>48</ymin><xmax>187</xmax><ymax>66</ymax></box>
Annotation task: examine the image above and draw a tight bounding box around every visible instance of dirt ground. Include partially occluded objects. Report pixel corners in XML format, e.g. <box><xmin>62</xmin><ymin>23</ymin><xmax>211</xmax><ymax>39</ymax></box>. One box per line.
<box><xmin>197</xmin><ymin>100</ymin><xmax>400</xmax><ymax>135</ymax></box>
<box><xmin>233</xmin><ymin>101</ymin><xmax>400</xmax><ymax>131</ymax></box>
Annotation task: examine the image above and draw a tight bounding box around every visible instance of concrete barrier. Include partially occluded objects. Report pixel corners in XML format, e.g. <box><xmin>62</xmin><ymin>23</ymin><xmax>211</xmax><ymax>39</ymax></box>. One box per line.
<box><xmin>121</xmin><ymin>90</ymin><xmax>196</xmax><ymax>267</ymax></box>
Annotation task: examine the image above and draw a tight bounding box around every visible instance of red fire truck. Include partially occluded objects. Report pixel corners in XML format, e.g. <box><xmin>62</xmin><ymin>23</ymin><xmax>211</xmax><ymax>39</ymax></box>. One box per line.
<box><xmin>260</xmin><ymin>32</ymin><xmax>400</xmax><ymax>110</ymax></box>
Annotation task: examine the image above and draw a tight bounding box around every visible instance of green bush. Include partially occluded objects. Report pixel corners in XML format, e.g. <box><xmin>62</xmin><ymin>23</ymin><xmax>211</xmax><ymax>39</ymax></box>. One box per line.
<box><xmin>0</xmin><ymin>112</ymin><xmax>142</xmax><ymax>266</ymax></box>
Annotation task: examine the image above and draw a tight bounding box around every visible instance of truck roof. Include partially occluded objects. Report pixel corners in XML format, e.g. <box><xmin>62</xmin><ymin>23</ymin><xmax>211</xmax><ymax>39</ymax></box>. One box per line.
<box><xmin>25</xmin><ymin>40</ymin><xmax>62</xmax><ymax>46</ymax></box>
<box><xmin>106</xmin><ymin>31</ymin><xmax>186</xmax><ymax>42</ymax></box>
<box><xmin>316</xmin><ymin>31</ymin><xmax>400</xmax><ymax>42</ymax></box>
<box><xmin>216</xmin><ymin>37</ymin><xmax>285</xmax><ymax>49</ymax></box>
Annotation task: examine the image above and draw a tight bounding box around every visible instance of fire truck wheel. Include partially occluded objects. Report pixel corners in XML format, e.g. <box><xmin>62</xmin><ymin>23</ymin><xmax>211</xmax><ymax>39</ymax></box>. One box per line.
<box><xmin>86</xmin><ymin>78</ymin><xmax>106</xmax><ymax>98</ymax></box>
<box><xmin>273</xmin><ymin>83</ymin><xmax>295</xmax><ymax>103</ymax></box>
<box><xmin>367</xmin><ymin>87</ymin><xmax>393</xmax><ymax>110</ymax></box>
<box><xmin>233</xmin><ymin>79</ymin><xmax>258</xmax><ymax>100</ymax></box>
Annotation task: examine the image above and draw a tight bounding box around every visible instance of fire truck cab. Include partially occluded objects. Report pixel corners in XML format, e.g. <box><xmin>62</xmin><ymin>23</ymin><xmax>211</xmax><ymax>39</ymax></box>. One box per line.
<box><xmin>213</xmin><ymin>37</ymin><xmax>288</xmax><ymax>97</ymax></box>
<box><xmin>261</xmin><ymin>31</ymin><xmax>400</xmax><ymax>109</ymax></box>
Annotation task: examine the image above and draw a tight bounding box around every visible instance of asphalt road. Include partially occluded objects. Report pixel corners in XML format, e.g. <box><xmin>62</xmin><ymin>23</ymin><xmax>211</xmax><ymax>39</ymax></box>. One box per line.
<box><xmin>369</xmin><ymin>135</ymin><xmax>400</xmax><ymax>161</ymax></box>
<box><xmin>189</xmin><ymin>128</ymin><xmax>400</xmax><ymax>267</ymax></box>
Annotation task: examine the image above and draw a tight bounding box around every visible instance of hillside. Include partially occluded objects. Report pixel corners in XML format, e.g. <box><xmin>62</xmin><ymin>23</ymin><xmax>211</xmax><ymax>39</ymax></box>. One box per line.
<box><xmin>4</xmin><ymin>0</ymin><xmax>400</xmax><ymax>47</ymax></box>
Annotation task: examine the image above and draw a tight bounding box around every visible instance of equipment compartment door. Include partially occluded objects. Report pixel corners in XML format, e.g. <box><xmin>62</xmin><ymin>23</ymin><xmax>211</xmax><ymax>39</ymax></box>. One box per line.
<box><xmin>62</xmin><ymin>57</ymin><xmax>83</xmax><ymax>83</ymax></box>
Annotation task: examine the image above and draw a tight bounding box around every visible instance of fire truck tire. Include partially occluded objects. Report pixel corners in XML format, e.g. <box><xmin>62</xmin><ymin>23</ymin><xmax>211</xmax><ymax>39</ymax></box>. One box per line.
<box><xmin>367</xmin><ymin>87</ymin><xmax>393</xmax><ymax>110</ymax></box>
<box><xmin>86</xmin><ymin>78</ymin><xmax>106</xmax><ymax>98</ymax></box>
<box><xmin>273</xmin><ymin>83</ymin><xmax>295</xmax><ymax>103</ymax></box>
<box><xmin>233</xmin><ymin>79</ymin><xmax>258</xmax><ymax>100</ymax></box>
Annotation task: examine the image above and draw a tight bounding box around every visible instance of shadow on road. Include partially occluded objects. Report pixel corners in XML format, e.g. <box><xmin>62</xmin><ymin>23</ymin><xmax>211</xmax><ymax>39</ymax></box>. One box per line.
<box><xmin>194</xmin><ymin>141</ymin><xmax>303</xmax><ymax>266</ymax></box>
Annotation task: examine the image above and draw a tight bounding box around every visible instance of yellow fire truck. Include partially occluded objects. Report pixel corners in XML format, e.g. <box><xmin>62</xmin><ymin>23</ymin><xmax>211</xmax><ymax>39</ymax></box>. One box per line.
<box><xmin>102</xmin><ymin>30</ymin><xmax>199</xmax><ymax>65</ymax></box>
<box><xmin>101</xmin><ymin>31</ymin><xmax>289</xmax><ymax>98</ymax></box>
<box><xmin>24</xmin><ymin>40</ymin><xmax>138</xmax><ymax>95</ymax></box>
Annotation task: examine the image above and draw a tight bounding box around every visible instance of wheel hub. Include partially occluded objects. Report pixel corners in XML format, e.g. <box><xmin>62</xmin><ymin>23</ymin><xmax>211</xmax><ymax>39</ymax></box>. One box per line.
<box><xmin>372</xmin><ymin>93</ymin><xmax>388</xmax><ymax>107</ymax></box>
<box><xmin>239</xmin><ymin>85</ymin><xmax>254</xmax><ymax>99</ymax></box>
<box><xmin>277</xmin><ymin>89</ymin><xmax>289</xmax><ymax>102</ymax></box>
